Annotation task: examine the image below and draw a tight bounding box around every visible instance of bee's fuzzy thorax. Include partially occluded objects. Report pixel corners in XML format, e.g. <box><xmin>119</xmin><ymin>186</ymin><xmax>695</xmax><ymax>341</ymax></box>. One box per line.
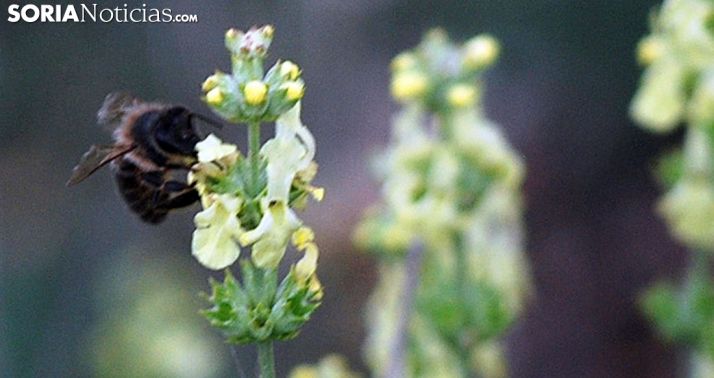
<box><xmin>112</xmin><ymin>102</ymin><xmax>166</xmax><ymax>172</ymax></box>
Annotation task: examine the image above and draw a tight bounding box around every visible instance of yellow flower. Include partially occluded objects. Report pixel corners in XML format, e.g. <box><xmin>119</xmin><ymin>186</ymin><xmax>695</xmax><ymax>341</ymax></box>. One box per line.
<box><xmin>289</xmin><ymin>366</ymin><xmax>317</xmax><ymax>378</ymax></box>
<box><xmin>205</xmin><ymin>87</ymin><xmax>225</xmax><ymax>106</ymax></box>
<box><xmin>288</xmin><ymin>355</ymin><xmax>358</xmax><ymax>378</ymax></box>
<box><xmin>292</xmin><ymin>226</ymin><xmax>315</xmax><ymax>249</ymax></box>
<box><xmin>446</xmin><ymin>84</ymin><xmax>478</xmax><ymax>108</ymax></box>
<box><xmin>471</xmin><ymin>342</ymin><xmax>507</xmax><ymax>378</ymax></box>
<box><xmin>390</xmin><ymin>71</ymin><xmax>428</xmax><ymax>101</ymax></box>
<box><xmin>382</xmin><ymin>223</ymin><xmax>412</xmax><ymax>252</ymax></box>
<box><xmin>225</xmin><ymin>28</ymin><xmax>240</xmax><ymax>46</ymax></box>
<box><xmin>689</xmin><ymin>70</ymin><xmax>714</xmax><ymax>125</ymax></box>
<box><xmin>201</xmin><ymin>73</ymin><xmax>222</xmax><ymax>92</ymax></box>
<box><xmin>308</xmin><ymin>186</ymin><xmax>325</xmax><ymax>201</ymax></box>
<box><xmin>280</xmin><ymin>61</ymin><xmax>301</xmax><ymax>80</ymax></box>
<box><xmin>659</xmin><ymin>178</ymin><xmax>714</xmax><ymax>249</ymax></box>
<box><xmin>637</xmin><ymin>36</ymin><xmax>665</xmax><ymax>65</ymax></box>
<box><xmin>630</xmin><ymin>59</ymin><xmax>686</xmax><ymax>132</ymax></box>
<box><xmin>291</xmin><ymin>227</ymin><xmax>319</xmax><ymax>283</ymax></box>
<box><xmin>309</xmin><ymin>275</ymin><xmax>323</xmax><ymax>300</ymax></box>
<box><xmin>191</xmin><ymin>194</ymin><xmax>243</xmax><ymax>270</ymax></box>
<box><xmin>282</xmin><ymin>81</ymin><xmax>305</xmax><ymax>101</ymax></box>
<box><xmin>297</xmin><ymin>162</ymin><xmax>319</xmax><ymax>182</ymax></box>
<box><xmin>463</xmin><ymin>34</ymin><xmax>500</xmax><ymax>69</ymax></box>
<box><xmin>391</xmin><ymin>52</ymin><xmax>418</xmax><ymax>72</ymax></box>
<box><xmin>261</xmin><ymin>24</ymin><xmax>274</xmax><ymax>38</ymax></box>
<box><xmin>295</xmin><ymin>242</ymin><xmax>319</xmax><ymax>282</ymax></box>
<box><xmin>243</xmin><ymin>80</ymin><xmax>268</xmax><ymax>105</ymax></box>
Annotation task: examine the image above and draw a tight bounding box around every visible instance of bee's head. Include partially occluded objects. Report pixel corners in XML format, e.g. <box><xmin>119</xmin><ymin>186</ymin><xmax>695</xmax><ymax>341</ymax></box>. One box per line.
<box><xmin>154</xmin><ymin>106</ymin><xmax>201</xmax><ymax>157</ymax></box>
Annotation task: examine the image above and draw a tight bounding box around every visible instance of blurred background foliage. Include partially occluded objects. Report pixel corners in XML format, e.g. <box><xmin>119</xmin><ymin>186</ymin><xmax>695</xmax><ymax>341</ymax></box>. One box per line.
<box><xmin>0</xmin><ymin>0</ymin><xmax>689</xmax><ymax>377</ymax></box>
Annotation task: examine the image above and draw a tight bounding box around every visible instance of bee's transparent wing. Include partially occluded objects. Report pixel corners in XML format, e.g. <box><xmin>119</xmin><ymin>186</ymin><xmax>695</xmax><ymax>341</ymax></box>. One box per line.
<box><xmin>97</xmin><ymin>92</ymin><xmax>136</xmax><ymax>126</ymax></box>
<box><xmin>66</xmin><ymin>144</ymin><xmax>135</xmax><ymax>186</ymax></box>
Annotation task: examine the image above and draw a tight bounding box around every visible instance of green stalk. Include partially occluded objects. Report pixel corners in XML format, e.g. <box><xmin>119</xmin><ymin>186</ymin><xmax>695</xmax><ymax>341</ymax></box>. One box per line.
<box><xmin>453</xmin><ymin>233</ymin><xmax>475</xmax><ymax>377</ymax></box>
<box><xmin>257</xmin><ymin>340</ymin><xmax>276</xmax><ymax>378</ymax></box>
<box><xmin>385</xmin><ymin>242</ymin><xmax>424</xmax><ymax>377</ymax></box>
<box><xmin>247</xmin><ymin>122</ymin><xmax>277</xmax><ymax>378</ymax></box>
<box><xmin>248</xmin><ymin>121</ymin><xmax>262</xmax><ymax>193</ymax></box>
<box><xmin>439</xmin><ymin>114</ymin><xmax>476</xmax><ymax>376</ymax></box>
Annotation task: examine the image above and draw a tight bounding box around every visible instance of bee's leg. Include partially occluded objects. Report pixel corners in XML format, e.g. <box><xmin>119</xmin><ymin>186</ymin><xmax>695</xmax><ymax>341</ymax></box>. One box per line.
<box><xmin>163</xmin><ymin>180</ymin><xmax>193</xmax><ymax>192</ymax></box>
<box><xmin>149</xmin><ymin>179</ymin><xmax>198</xmax><ymax>209</ymax></box>
<box><xmin>156</xmin><ymin>188</ymin><xmax>200</xmax><ymax>210</ymax></box>
<box><xmin>142</xmin><ymin>173</ymin><xmax>198</xmax><ymax>210</ymax></box>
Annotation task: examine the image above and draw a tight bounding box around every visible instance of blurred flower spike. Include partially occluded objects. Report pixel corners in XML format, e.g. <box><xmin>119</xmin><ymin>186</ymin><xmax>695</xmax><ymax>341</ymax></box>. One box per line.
<box><xmin>202</xmin><ymin>25</ymin><xmax>306</xmax><ymax>123</ymax></box>
<box><xmin>631</xmin><ymin>0</ymin><xmax>714</xmax><ymax>372</ymax></box>
<box><xmin>192</xmin><ymin>25</ymin><xmax>323</xmax><ymax>347</ymax></box>
<box><xmin>630</xmin><ymin>0</ymin><xmax>714</xmax><ymax>133</ymax></box>
<box><xmin>357</xmin><ymin>29</ymin><xmax>530</xmax><ymax>377</ymax></box>
<box><xmin>289</xmin><ymin>355</ymin><xmax>360</xmax><ymax>378</ymax></box>
<box><xmin>389</xmin><ymin>28</ymin><xmax>500</xmax><ymax>113</ymax></box>
<box><xmin>631</xmin><ymin>0</ymin><xmax>714</xmax><ymax>249</ymax></box>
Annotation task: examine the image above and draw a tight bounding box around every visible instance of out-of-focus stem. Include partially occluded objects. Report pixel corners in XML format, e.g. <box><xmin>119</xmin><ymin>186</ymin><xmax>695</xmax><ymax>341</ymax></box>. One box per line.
<box><xmin>691</xmin><ymin>249</ymin><xmax>710</xmax><ymax>278</ymax></box>
<box><xmin>453</xmin><ymin>233</ymin><xmax>478</xmax><ymax>378</ymax></box>
<box><xmin>384</xmin><ymin>242</ymin><xmax>424</xmax><ymax>378</ymax></box>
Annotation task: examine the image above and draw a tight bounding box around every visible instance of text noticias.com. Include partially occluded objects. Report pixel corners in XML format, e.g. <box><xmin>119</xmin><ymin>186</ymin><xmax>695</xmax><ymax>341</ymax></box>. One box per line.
<box><xmin>7</xmin><ymin>4</ymin><xmax>198</xmax><ymax>23</ymax></box>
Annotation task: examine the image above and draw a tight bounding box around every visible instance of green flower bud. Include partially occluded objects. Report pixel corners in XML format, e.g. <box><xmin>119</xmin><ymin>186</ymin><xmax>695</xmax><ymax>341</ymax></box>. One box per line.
<box><xmin>280</xmin><ymin>61</ymin><xmax>301</xmax><ymax>80</ymax></box>
<box><xmin>225</xmin><ymin>25</ymin><xmax>273</xmax><ymax>58</ymax></box>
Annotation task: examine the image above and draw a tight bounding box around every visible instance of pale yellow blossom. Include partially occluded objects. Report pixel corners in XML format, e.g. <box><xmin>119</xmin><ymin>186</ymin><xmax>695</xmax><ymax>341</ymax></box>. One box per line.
<box><xmin>195</xmin><ymin>134</ymin><xmax>238</xmax><ymax>163</ymax></box>
<box><xmin>191</xmin><ymin>194</ymin><xmax>243</xmax><ymax>270</ymax></box>
<box><xmin>239</xmin><ymin>201</ymin><xmax>301</xmax><ymax>269</ymax></box>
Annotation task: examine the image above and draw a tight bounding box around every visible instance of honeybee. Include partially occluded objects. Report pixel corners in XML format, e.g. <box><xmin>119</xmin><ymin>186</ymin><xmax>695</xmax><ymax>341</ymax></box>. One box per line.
<box><xmin>67</xmin><ymin>92</ymin><xmax>219</xmax><ymax>223</ymax></box>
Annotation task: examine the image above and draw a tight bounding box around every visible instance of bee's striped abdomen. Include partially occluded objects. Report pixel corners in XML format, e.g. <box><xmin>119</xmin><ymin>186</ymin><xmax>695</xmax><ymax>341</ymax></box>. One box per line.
<box><xmin>112</xmin><ymin>159</ymin><xmax>168</xmax><ymax>224</ymax></box>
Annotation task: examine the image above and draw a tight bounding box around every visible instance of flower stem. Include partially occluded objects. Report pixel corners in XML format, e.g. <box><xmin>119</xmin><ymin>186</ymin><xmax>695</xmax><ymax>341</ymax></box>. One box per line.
<box><xmin>385</xmin><ymin>242</ymin><xmax>424</xmax><ymax>378</ymax></box>
<box><xmin>248</xmin><ymin>121</ymin><xmax>261</xmax><ymax>192</ymax></box>
<box><xmin>453</xmin><ymin>233</ymin><xmax>477</xmax><ymax>377</ymax></box>
<box><xmin>257</xmin><ymin>340</ymin><xmax>276</xmax><ymax>378</ymax></box>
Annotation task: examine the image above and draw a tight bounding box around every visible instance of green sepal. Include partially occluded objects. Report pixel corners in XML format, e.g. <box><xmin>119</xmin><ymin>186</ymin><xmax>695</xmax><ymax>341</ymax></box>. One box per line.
<box><xmin>654</xmin><ymin>148</ymin><xmax>684</xmax><ymax>190</ymax></box>
<box><xmin>241</xmin><ymin>259</ymin><xmax>277</xmax><ymax>306</ymax></box>
<box><xmin>641</xmin><ymin>269</ymin><xmax>714</xmax><ymax>356</ymax></box>
<box><xmin>204</xmin><ymin>156</ymin><xmax>268</xmax><ymax>230</ymax></box>
<box><xmin>269</xmin><ymin>269</ymin><xmax>322</xmax><ymax>340</ymax></box>
<box><xmin>201</xmin><ymin>261</ymin><xmax>322</xmax><ymax>345</ymax></box>
<box><xmin>232</xmin><ymin>57</ymin><xmax>265</xmax><ymax>83</ymax></box>
<box><xmin>418</xmin><ymin>264</ymin><xmax>514</xmax><ymax>348</ymax></box>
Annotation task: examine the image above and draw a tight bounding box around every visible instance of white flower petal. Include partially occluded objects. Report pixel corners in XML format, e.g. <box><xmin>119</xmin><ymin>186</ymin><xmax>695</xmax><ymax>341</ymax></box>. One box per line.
<box><xmin>196</xmin><ymin>134</ymin><xmax>238</xmax><ymax>163</ymax></box>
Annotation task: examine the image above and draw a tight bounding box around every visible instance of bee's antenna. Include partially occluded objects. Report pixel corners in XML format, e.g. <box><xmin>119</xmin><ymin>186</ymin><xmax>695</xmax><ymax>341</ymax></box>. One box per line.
<box><xmin>191</xmin><ymin>113</ymin><xmax>223</xmax><ymax>129</ymax></box>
